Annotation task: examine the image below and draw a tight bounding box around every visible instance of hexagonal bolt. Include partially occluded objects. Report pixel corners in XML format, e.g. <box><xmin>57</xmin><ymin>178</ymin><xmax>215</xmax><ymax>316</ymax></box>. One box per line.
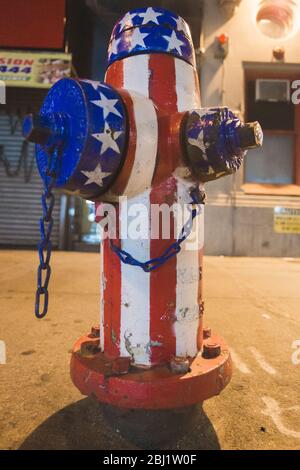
<box><xmin>90</xmin><ymin>325</ymin><xmax>100</xmax><ymax>338</ymax></box>
<box><xmin>111</xmin><ymin>357</ymin><xmax>132</xmax><ymax>375</ymax></box>
<box><xmin>203</xmin><ymin>342</ymin><xmax>221</xmax><ymax>359</ymax></box>
<box><xmin>169</xmin><ymin>356</ymin><xmax>191</xmax><ymax>374</ymax></box>
<box><xmin>23</xmin><ymin>114</ymin><xmax>52</xmax><ymax>145</ymax></box>
<box><xmin>79</xmin><ymin>339</ymin><xmax>100</xmax><ymax>357</ymax></box>
<box><xmin>203</xmin><ymin>327</ymin><xmax>211</xmax><ymax>339</ymax></box>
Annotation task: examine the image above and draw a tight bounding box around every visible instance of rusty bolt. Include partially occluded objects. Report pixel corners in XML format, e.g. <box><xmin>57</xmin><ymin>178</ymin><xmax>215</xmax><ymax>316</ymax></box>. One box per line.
<box><xmin>111</xmin><ymin>357</ymin><xmax>132</xmax><ymax>375</ymax></box>
<box><xmin>170</xmin><ymin>357</ymin><xmax>191</xmax><ymax>374</ymax></box>
<box><xmin>90</xmin><ymin>325</ymin><xmax>100</xmax><ymax>338</ymax></box>
<box><xmin>203</xmin><ymin>327</ymin><xmax>211</xmax><ymax>339</ymax></box>
<box><xmin>79</xmin><ymin>339</ymin><xmax>100</xmax><ymax>357</ymax></box>
<box><xmin>203</xmin><ymin>341</ymin><xmax>221</xmax><ymax>359</ymax></box>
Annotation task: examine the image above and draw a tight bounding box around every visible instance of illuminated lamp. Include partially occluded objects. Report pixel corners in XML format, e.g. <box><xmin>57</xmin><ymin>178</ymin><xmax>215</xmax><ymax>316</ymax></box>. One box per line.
<box><xmin>256</xmin><ymin>0</ymin><xmax>300</xmax><ymax>39</ymax></box>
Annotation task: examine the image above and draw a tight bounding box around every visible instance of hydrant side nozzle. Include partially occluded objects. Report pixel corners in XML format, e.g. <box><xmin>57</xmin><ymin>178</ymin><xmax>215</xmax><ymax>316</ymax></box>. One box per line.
<box><xmin>183</xmin><ymin>108</ymin><xmax>264</xmax><ymax>183</ymax></box>
<box><xmin>28</xmin><ymin>78</ymin><xmax>127</xmax><ymax>199</ymax></box>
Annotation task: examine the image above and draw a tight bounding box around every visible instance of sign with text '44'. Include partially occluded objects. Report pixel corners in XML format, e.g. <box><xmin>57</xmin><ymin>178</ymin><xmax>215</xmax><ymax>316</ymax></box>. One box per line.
<box><xmin>0</xmin><ymin>50</ymin><xmax>72</xmax><ymax>89</ymax></box>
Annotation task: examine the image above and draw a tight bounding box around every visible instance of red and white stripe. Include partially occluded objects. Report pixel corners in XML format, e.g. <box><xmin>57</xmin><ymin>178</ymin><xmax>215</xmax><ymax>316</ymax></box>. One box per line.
<box><xmin>99</xmin><ymin>53</ymin><xmax>204</xmax><ymax>366</ymax></box>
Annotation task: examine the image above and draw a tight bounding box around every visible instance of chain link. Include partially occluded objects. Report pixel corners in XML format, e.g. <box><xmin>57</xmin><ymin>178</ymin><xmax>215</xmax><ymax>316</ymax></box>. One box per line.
<box><xmin>110</xmin><ymin>192</ymin><xmax>203</xmax><ymax>272</ymax></box>
<box><xmin>35</xmin><ymin>147</ymin><xmax>58</xmax><ymax>319</ymax></box>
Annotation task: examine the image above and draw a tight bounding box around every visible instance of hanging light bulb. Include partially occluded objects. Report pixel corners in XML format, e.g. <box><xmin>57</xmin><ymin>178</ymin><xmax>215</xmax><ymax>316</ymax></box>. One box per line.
<box><xmin>256</xmin><ymin>0</ymin><xmax>300</xmax><ymax>39</ymax></box>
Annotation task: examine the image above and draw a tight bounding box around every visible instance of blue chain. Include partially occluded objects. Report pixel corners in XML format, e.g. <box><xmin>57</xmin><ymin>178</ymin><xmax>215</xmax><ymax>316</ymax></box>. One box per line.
<box><xmin>35</xmin><ymin>147</ymin><xmax>59</xmax><ymax>318</ymax></box>
<box><xmin>110</xmin><ymin>192</ymin><xmax>203</xmax><ymax>272</ymax></box>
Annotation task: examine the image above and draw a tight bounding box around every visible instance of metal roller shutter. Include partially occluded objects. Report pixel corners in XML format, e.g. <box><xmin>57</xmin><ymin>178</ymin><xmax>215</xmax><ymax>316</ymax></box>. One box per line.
<box><xmin>0</xmin><ymin>88</ymin><xmax>62</xmax><ymax>247</ymax></box>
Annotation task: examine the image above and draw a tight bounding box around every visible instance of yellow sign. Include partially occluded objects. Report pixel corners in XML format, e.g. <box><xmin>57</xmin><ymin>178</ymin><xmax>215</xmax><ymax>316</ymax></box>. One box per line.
<box><xmin>274</xmin><ymin>207</ymin><xmax>300</xmax><ymax>234</ymax></box>
<box><xmin>0</xmin><ymin>50</ymin><xmax>72</xmax><ymax>88</ymax></box>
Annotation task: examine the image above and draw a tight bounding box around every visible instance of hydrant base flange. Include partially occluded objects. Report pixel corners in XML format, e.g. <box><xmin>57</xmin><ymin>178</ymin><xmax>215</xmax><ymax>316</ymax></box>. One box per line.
<box><xmin>70</xmin><ymin>332</ymin><xmax>232</xmax><ymax>410</ymax></box>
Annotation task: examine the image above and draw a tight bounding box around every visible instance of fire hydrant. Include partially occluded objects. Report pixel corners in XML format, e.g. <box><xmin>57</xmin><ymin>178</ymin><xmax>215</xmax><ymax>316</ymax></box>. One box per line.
<box><xmin>24</xmin><ymin>7</ymin><xmax>263</xmax><ymax>432</ymax></box>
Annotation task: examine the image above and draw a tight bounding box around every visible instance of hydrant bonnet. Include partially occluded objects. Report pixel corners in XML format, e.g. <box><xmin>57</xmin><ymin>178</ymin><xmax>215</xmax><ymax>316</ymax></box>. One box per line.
<box><xmin>108</xmin><ymin>7</ymin><xmax>195</xmax><ymax>67</ymax></box>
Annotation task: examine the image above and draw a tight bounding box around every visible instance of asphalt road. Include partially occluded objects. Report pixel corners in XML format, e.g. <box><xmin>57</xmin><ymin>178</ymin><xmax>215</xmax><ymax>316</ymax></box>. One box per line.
<box><xmin>0</xmin><ymin>250</ymin><xmax>300</xmax><ymax>450</ymax></box>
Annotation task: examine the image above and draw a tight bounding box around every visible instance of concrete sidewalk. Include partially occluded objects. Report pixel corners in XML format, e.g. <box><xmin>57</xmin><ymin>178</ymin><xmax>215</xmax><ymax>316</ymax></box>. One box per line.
<box><xmin>0</xmin><ymin>250</ymin><xmax>300</xmax><ymax>450</ymax></box>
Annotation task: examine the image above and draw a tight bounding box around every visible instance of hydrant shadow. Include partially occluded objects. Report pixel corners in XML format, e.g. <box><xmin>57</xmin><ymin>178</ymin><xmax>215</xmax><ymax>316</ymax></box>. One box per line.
<box><xmin>18</xmin><ymin>397</ymin><xmax>220</xmax><ymax>450</ymax></box>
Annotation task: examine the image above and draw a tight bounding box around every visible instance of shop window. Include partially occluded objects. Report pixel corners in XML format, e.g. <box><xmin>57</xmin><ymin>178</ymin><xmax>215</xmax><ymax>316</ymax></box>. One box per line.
<box><xmin>246</xmin><ymin>78</ymin><xmax>294</xmax><ymax>130</ymax></box>
<box><xmin>244</xmin><ymin>68</ymin><xmax>300</xmax><ymax>190</ymax></box>
<box><xmin>245</xmin><ymin>134</ymin><xmax>294</xmax><ymax>184</ymax></box>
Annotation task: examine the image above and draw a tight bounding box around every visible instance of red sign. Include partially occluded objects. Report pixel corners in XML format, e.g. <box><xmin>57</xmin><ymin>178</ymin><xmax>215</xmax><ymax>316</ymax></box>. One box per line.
<box><xmin>0</xmin><ymin>0</ymin><xmax>66</xmax><ymax>50</ymax></box>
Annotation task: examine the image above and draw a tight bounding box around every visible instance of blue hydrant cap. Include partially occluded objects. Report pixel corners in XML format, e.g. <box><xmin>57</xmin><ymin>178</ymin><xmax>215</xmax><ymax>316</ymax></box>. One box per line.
<box><xmin>24</xmin><ymin>78</ymin><xmax>127</xmax><ymax>200</ymax></box>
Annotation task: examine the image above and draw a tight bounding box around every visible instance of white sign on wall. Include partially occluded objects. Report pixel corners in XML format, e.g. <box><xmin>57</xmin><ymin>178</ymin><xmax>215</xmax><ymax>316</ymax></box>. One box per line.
<box><xmin>0</xmin><ymin>340</ymin><xmax>6</xmax><ymax>364</ymax></box>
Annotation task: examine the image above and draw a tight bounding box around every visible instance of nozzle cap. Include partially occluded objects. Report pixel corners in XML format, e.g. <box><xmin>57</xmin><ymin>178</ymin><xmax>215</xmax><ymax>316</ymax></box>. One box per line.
<box><xmin>23</xmin><ymin>114</ymin><xmax>52</xmax><ymax>145</ymax></box>
<box><xmin>237</xmin><ymin>121</ymin><xmax>263</xmax><ymax>150</ymax></box>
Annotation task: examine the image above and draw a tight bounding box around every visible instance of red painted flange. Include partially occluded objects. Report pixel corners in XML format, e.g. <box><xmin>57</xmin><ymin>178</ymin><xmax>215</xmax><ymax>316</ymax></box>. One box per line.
<box><xmin>70</xmin><ymin>331</ymin><xmax>232</xmax><ymax>410</ymax></box>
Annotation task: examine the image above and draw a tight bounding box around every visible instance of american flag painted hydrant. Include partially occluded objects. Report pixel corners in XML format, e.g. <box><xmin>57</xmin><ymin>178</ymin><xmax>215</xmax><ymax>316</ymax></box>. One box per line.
<box><xmin>24</xmin><ymin>8</ymin><xmax>263</xmax><ymax>412</ymax></box>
